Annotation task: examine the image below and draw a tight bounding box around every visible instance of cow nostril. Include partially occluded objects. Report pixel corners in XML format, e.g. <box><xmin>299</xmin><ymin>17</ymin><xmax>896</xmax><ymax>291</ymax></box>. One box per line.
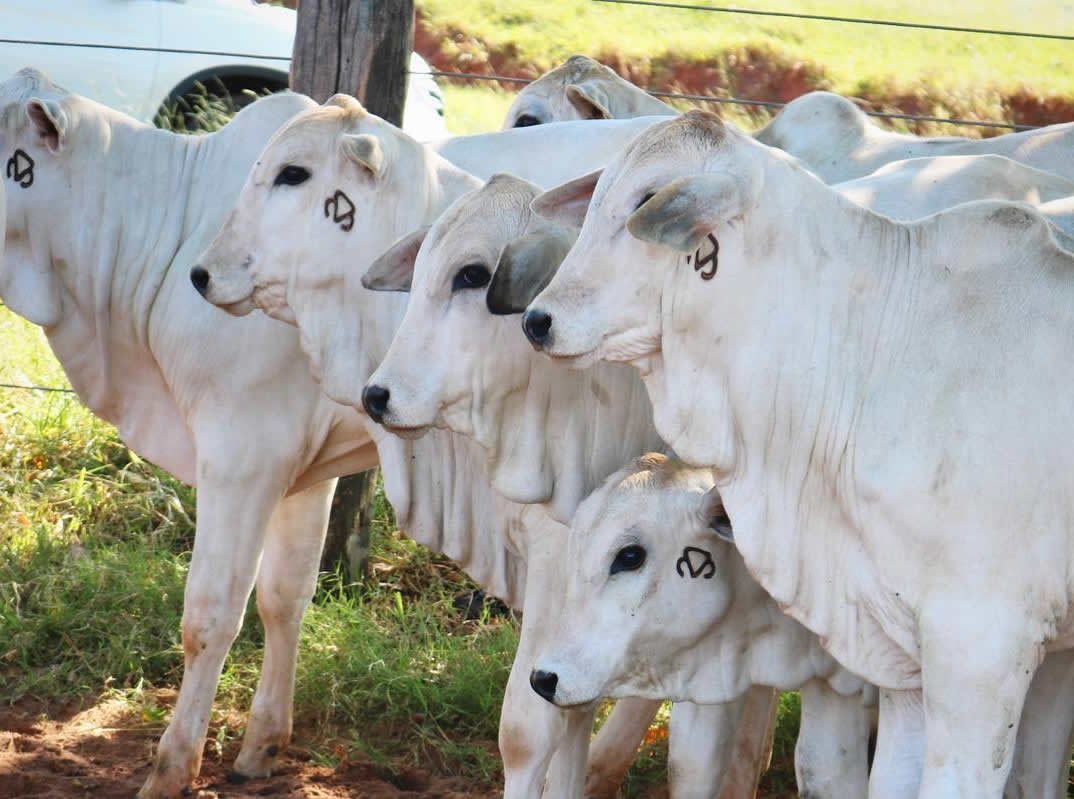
<box><xmin>522</xmin><ymin>309</ymin><xmax>553</xmax><ymax>347</ymax></box>
<box><xmin>362</xmin><ymin>384</ymin><xmax>391</xmax><ymax>422</ymax></box>
<box><xmin>190</xmin><ymin>266</ymin><xmax>210</xmax><ymax>296</ymax></box>
<box><xmin>529</xmin><ymin>669</ymin><xmax>559</xmax><ymax>703</ymax></box>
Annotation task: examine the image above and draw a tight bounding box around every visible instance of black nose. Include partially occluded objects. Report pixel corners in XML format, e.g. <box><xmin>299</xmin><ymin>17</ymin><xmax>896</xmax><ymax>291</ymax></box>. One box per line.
<box><xmin>362</xmin><ymin>384</ymin><xmax>390</xmax><ymax>423</ymax></box>
<box><xmin>529</xmin><ymin>669</ymin><xmax>559</xmax><ymax>703</ymax></box>
<box><xmin>522</xmin><ymin>309</ymin><xmax>553</xmax><ymax>347</ymax></box>
<box><xmin>190</xmin><ymin>266</ymin><xmax>210</xmax><ymax>297</ymax></box>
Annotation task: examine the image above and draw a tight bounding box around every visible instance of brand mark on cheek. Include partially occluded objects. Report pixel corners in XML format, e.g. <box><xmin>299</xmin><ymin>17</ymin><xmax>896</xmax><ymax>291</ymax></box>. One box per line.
<box><xmin>324</xmin><ymin>189</ymin><xmax>355</xmax><ymax>232</ymax></box>
<box><xmin>676</xmin><ymin>546</ymin><xmax>715</xmax><ymax>579</ymax></box>
<box><xmin>6</xmin><ymin>149</ymin><xmax>34</xmax><ymax>188</ymax></box>
<box><xmin>685</xmin><ymin>232</ymin><xmax>718</xmax><ymax>280</ymax></box>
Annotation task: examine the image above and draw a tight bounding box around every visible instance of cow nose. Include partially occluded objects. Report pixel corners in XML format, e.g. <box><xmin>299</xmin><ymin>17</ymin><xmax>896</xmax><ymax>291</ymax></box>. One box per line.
<box><xmin>190</xmin><ymin>266</ymin><xmax>210</xmax><ymax>297</ymax></box>
<box><xmin>529</xmin><ymin>669</ymin><xmax>559</xmax><ymax>703</ymax></box>
<box><xmin>362</xmin><ymin>384</ymin><xmax>390</xmax><ymax>423</ymax></box>
<box><xmin>522</xmin><ymin>309</ymin><xmax>553</xmax><ymax>348</ymax></box>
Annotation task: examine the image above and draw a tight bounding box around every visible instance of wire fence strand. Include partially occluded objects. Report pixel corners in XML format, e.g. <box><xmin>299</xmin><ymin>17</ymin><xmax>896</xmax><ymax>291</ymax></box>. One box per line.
<box><xmin>0</xmin><ymin>382</ymin><xmax>76</xmax><ymax>394</ymax></box>
<box><xmin>590</xmin><ymin>0</ymin><xmax>1074</xmax><ymax>41</ymax></box>
<box><xmin>414</xmin><ymin>71</ymin><xmax>1036</xmax><ymax>131</ymax></box>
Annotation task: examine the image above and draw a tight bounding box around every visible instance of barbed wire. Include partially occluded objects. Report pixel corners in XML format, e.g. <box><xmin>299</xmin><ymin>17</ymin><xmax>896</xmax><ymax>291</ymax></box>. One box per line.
<box><xmin>414</xmin><ymin>71</ymin><xmax>1036</xmax><ymax>131</ymax></box>
<box><xmin>0</xmin><ymin>382</ymin><xmax>76</xmax><ymax>394</ymax></box>
<box><xmin>591</xmin><ymin>0</ymin><xmax>1074</xmax><ymax>41</ymax></box>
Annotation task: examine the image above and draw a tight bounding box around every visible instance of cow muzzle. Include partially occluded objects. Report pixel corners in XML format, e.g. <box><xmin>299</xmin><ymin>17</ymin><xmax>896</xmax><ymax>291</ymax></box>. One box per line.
<box><xmin>529</xmin><ymin>668</ymin><xmax>559</xmax><ymax>704</ymax></box>
<box><xmin>522</xmin><ymin>308</ymin><xmax>553</xmax><ymax>349</ymax></box>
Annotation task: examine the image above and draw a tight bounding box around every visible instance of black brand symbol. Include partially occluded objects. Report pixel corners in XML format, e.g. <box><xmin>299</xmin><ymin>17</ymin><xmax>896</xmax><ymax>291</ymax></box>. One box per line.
<box><xmin>676</xmin><ymin>546</ymin><xmax>716</xmax><ymax>579</ymax></box>
<box><xmin>324</xmin><ymin>189</ymin><xmax>355</xmax><ymax>232</ymax></box>
<box><xmin>685</xmin><ymin>233</ymin><xmax>718</xmax><ymax>280</ymax></box>
<box><xmin>6</xmin><ymin>149</ymin><xmax>34</xmax><ymax>188</ymax></box>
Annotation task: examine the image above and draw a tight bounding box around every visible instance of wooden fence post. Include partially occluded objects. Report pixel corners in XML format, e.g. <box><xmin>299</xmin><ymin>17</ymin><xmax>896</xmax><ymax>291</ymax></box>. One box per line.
<box><xmin>290</xmin><ymin>0</ymin><xmax>415</xmax><ymax>584</ymax></box>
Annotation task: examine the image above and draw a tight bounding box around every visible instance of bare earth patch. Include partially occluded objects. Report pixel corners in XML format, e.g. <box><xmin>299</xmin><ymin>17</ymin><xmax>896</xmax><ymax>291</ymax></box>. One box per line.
<box><xmin>0</xmin><ymin>693</ymin><xmax>501</xmax><ymax>799</ymax></box>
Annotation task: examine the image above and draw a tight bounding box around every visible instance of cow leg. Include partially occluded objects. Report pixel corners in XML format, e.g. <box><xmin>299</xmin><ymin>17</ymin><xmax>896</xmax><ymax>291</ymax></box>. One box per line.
<box><xmin>794</xmin><ymin>679</ymin><xmax>869</xmax><ymax>799</ymax></box>
<box><xmin>916</xmin><ymin>600</ymin><xmax>1041</xmax><ymax>799</ymax></box>
<box><xmin>715</xmin><ymin>685</ymin><xmax>779</xmax><ymax>799</ymax></box>
<box><xmin>138</xmin><ymin>456</ymin><xmax>292</xmax><ymax>799</ymax></box>
<box><xmin>584</xmin><ymin>698</ymin><xmax>662</xmax><ymax>799</ymax></box>
<box><xmin>1005</xmin><ymin>650</ymin><xmax>1074</xmax><ymax>799</ymax></box>
<box><xmin>500</xmin><ymin>529</ymin><xmax>578</xmax><ymax>799</ymax></box>
<box><xmin>544</xmin><ymin>704</ymin><xmax>598</xmax><ymax>798</ymax></box>
<box><xmin>867</xmin><ymin>688</ymin><xmax>924</xmax><ymax>799</ymax></box>
<box><xmin>665</xmin><ymin>696</ymin><xmax>748</xmax><ymax>799</ymax></box>
<box><xmin>231</xmin><ymin>478</ymin><xmax>336</xmax><ymax>781</ymax></box>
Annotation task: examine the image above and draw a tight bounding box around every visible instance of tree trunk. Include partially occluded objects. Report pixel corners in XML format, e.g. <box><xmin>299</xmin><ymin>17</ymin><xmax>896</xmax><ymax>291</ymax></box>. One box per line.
<box><xmin>291</xmin><ymin>0</ymin><xmax>415</xmax><ymax>584</ymax></box>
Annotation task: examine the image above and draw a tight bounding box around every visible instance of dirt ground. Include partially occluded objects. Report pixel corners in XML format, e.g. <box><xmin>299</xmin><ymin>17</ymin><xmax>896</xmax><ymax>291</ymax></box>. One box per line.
<box><xmin>0</xmin><ymin>693</ymin><xmax>503</xmax><ymax>799</ymax></box>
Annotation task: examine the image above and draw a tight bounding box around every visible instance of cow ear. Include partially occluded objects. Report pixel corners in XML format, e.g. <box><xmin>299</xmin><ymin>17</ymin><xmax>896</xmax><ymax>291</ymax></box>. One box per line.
<box><xmin>25</xmin><ymin>98</ymin><xmax>67</xmax><ymax>154</ymax></box>
<box><xmin>566</xmin><ymin>82</ymin><xmax>611</xmax><ymax>120</ymax></box>
<box><xmin>362</xmin><ymin>226</ymin><xmax>430</xmax><ymax>292</ymax></box>
<box><xmin>531</xmin><ymin>169</ymin><xmax>602</xmax><ymax>229</ymax></box>
<box><xmin>698</xmin><ymin>486</ymin><xmax>734</xmax><ymax>543</ymax></box>
<box><xmin>487</xmin><ymin>227</ymin><xmax>575</xmax><ymax>315</ymax></box>
<box><xmin>342</xmin><ymin>133</ymin><xmax>383</xmax><ymax>178</ymax></box>
<box><xmin>627</xmin><ymin>172</ymin><xmax>745</xmax><ymax>254</ymax></box>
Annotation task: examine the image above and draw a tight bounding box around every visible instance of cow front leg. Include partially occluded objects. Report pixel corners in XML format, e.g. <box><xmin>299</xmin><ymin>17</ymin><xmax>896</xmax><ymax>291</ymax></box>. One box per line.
<box><xmin>666</xmin><ymin>695</ymin><xmax>750</xmax><ymax>799</ymax></box>
<box><xmin>1005</xmin><ymin>649</ymin><xmax>1074</xmax><ymax>799</ymax></box>
<box><xmin>231</xmin><ymin>478</ymin><xmax>336</xmax><ymax>781</ymax></box>
<box><xmin>584</xmin><ymin>697</ymin><xmax>662</xmax><ymax>799</ymax></box>
<box><xmin>917</xmin><ymin>599</ymin><xmax>1042</xmax><ymax>799</ymax></box>
<box><xmin>867</xmin><ymin>688</ymin><xmax>924</xmax><ymax>799</ymax></box>
<box><xmin>138</xmin><ymin>460</ymin><xmax>291</xmax><ymax>799</ymax></box>
<box><xmin>793</xmin><ymin>679</ymin><xmax>868</xmax><ymax>799</ymax></box>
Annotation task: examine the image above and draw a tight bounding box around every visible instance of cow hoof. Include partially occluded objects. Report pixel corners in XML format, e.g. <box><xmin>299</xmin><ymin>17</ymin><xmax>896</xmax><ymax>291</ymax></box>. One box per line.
<box><xmin>138</xmin><ymin>757</ymin><xmax>198</xmax><ymax>799</ymax></box>
<box><xmin>226</xmin><ymin>770</ymin><xmax>251</xmax><ymax>784</ymax></box>
<box><xmin>231</xmin><ymin>741</ymin><xmax>282</xmax><ymax>781</ymax></box>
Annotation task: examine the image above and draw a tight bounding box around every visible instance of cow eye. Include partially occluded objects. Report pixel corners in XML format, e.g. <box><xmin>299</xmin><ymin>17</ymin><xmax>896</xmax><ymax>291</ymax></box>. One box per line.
<box><xmin>274</xmin><ymin>165</ymin><xmax>311</xmax><ymax>186</ymax></box>
<box><xmin>452</xmin><ymin>264</ymin><xmax>491</xmax><ymax>292</ymax></box>
<box><xmin>514</xmin><ymin>114</ymin><xmax>541</xmax><ymax>128</ymax></box>
<box><xmin>634</xmin><ymin>192</ymin><xmax>655</xmax><ymax>211</ymax></box>
<box><xmin>610</xmin><ymin>544</ymin><xmax>647</xmax><ymax>575</ymax></box>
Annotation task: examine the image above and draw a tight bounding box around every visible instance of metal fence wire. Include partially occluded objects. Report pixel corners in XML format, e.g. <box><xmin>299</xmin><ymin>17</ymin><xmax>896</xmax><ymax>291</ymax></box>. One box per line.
<box><xmin>0</xmin><ymin>1</ymin><xmax>1065</xmax><ymax>393</ymax></box>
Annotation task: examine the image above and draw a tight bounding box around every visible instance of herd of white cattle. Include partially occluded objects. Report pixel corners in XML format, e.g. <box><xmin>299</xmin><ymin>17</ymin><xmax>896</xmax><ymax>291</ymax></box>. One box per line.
<box><xmin>3</xmin><ymin>52</ymin><xmax>1074</xmax><ymax>799</ymax></box>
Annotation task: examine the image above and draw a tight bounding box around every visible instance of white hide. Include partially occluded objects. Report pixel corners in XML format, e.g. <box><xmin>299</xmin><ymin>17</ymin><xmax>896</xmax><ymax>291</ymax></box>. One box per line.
<box><xmin>527</xmin><ymin>110</ymin><xmax>1074</xmax><ymax>798</ymax></box>
<box><xmin>0</xmin><ymin>70</ymin><xmax>524</xmax><ymax>799</ymax></box>
<box><xmin>361</xmin><ymin>174</ymin><xmax>867</xmax><ymax>799</ymax></box>
<box><xmin>755</xmin><ymin>90</ymin><xmax>1074</xmax><ymax>183</ymax></box>
<box><xmin>501</xmin><ymin>55</ymin><xmax>674</xmax><ymax>129</ymax></box>
<box><xmin>532</xmin><ymin>455</ymin><xmax>869</xmax><ymax>797</ymax></box>
<box><xmin>191</xmin><ymin>94</ymin><xmax>678</xmax><ymax>799</ymax></box>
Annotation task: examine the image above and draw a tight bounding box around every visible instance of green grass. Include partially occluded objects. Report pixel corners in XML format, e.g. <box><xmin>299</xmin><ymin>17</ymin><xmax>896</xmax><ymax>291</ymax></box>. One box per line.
<box><xmin>0</xmin><ymin>300</ymin><xmax>803</xmax><ymax>793</ymax></box>
<box><xmin>420</xmin><ymin>0</ymin><xmax>1074</xmax><ymax>100</ymax></box>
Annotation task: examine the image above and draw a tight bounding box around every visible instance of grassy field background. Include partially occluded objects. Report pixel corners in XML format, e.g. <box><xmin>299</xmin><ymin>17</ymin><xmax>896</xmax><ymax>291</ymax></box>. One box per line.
<box><xmin>422</xmin><ymin>0</ymin><xmax>1074</xmax><ymax>135</ymax></box>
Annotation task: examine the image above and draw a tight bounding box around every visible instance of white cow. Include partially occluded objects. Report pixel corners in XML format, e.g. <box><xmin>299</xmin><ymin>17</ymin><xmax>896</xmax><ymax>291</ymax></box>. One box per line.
<box><xmin>524</xmin><ymin>109</ymin><xmax>1074</xmax><ymax>798</ymax></box>
<box><xmin>502</xmin><ymin>55</ymin><xmax>674</xmax><ymax>129</ymax></box>
<box><xmin>191</xmin><ymin>95</ymin><xmax>767</xmax><ymax>799</ymax></box>
<box><xmin>755</xmin><ymin>90</ymin><xmax>1074</xmax><ymax>183</ymax></box>
<box><xmin>360</xmin><ymin>171</ymin><xmax>872</xmax><ymax>798</ymax></box>
<box><xmin>0</xmin><ymin>70</ymin><xmax>612</xmax><ymax>799</ymax></box>
<box><xmin>531</xmin><ymin>453</ymin><xmax>874</xmax><ymax>798</ymax></box>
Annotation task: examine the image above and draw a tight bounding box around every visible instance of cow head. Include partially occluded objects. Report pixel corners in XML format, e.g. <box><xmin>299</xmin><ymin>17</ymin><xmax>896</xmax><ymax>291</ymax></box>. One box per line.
<box><xmin>519</xmin><ymin>112</ymin><xmax>774</xmax><ymax>456</ymax></box>
<box><xmin>0</xmin><ymin>68</ymin><xmax>82</xmax><ymax>327</ymax></box>
<box><xmin>502</xmin><ymin>56</ymin><xmax>673</xmax><ymax>130</ymax></box>
<box><xmin>192</xmin><ymin>94</ymin><xmax>480</xmax><ymax>400</ymax></box>
<box><xmin>360</xmin><ymin>174</ymin><xmax>583</xmax><ymax>502</ymax></box>
<box><xmin>530</xmin><ymin>453</ymin><xmax>741</xmax><ymax>706</ymax></box>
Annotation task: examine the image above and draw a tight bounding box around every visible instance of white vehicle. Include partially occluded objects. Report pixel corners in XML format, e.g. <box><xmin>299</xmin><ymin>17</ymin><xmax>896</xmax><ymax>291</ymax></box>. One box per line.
<box><xmin>0</xmin><ymin>0</ymin><xmax>447</xmax><ymax>138</ymax></box>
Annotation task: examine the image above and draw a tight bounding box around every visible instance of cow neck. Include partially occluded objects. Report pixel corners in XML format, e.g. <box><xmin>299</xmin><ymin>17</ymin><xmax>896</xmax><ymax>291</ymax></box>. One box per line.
<box><xmin>486</xmin><ymin>354</ymin><xmax>664</xmax><ymax>525</ymax></box>
<box><xmin>660</xmin><ymin>157</ymin><xmax>919</xmax><ymax>687</ymax></box>
<box><xmin>37</xmin><ymin>98</ymin><xmax>320</xmax><ymax>483</ymax></box>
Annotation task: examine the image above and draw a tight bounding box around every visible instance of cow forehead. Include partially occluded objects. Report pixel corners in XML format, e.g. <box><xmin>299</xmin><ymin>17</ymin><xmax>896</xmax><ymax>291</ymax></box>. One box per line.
<box><xmin>531</xmin><ymin>55</ymin><xmax>614</xmax><ymax>90</ymax></box>
<box><xmin>591</xmin><ymin>110</ymin><xmax>730</xmax><ymax>207</ymax></box>
<box><xmin>424</xmin><ymin>177</ymin><xmax>537</xmax><ymax>267</ymax></box>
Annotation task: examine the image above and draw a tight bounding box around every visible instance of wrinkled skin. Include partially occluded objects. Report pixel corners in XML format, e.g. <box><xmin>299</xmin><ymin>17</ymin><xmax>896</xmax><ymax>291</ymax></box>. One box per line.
<box><xmin>527</xmin><ymin>110</ymin><xmax>1074</xmax><ymax>799</ymax></box>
